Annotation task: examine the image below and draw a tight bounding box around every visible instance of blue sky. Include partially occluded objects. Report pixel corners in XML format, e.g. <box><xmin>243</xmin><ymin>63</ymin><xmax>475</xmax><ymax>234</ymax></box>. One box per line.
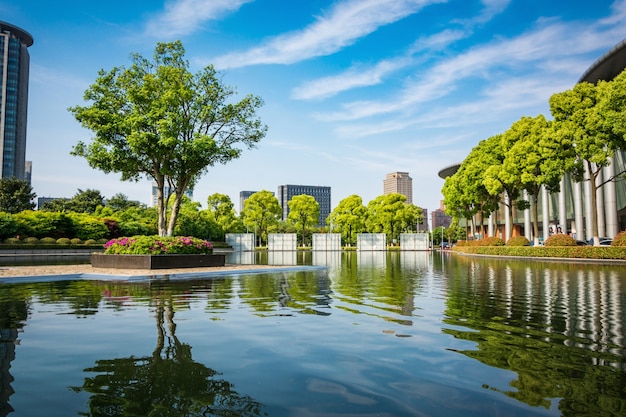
<box><xmin>2</xmin><ymin>0</ymin><xmax>626</xmax><ymax>217</ymax></box>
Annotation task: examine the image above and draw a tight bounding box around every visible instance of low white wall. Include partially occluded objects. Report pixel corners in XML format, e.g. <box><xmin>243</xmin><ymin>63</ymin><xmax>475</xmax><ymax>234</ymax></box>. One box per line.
<box><xmin>268</xmin><ymin>233</ymin><xmax>297</xmax><ymax>251</ymax></box>
<box><xmin>312</xmin><ymin>233</ymin><xmax>341</xmax><ymax>251</ymax></box>
<box><xmin>357</xmin><ymin>233</ymin><xmax>386</xmax><ymax>251</ymax></box>
<box><xmin>225</xmin><ymin>233</ymin><xmax>255</xmax><ymax>251</ymax></box>
<box><xmin>399</xmin><ymin>233</ymin><xmax>429</xmax><ymax>250</ymax></box>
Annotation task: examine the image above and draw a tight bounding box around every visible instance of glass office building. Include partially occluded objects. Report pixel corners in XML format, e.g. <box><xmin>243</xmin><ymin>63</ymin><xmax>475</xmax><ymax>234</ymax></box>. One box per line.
<box><xmin>0</xmin><ymin>21</ymin><xmax>33</xmax><ymax>180</ymax></box>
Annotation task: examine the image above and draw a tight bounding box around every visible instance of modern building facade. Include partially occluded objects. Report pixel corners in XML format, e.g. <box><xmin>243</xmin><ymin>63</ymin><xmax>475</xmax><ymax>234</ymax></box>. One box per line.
<box><xmin>0</xmin><ymin>22</ymin><xmax>33</xmax><ymax>181</ymax></box>
<box><xmin>383</xmin><ymin>172</ymin><xmax>413</xmax><ymax>204</ymax></box>
<box><xmin>431</xmin><ymin>201</ymin><xmax>452</xmax><ymax>230</ymax></box>
<box><xmin>438</xmin><ymin>38</ymin><xmax>626</xmax><ymax>242</ymax></box>
<box><xmin>277</xmin><ymin>184</ymin><xmax>331</xmax><ymax>227</ymax></box>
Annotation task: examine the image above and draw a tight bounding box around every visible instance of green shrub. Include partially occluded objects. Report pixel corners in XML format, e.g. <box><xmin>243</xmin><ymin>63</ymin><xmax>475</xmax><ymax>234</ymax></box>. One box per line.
<box><xmin>56</xmin><ymin>237</ymin><xmax>71</xmax><ymax>245</ymax></box>
<box><xmin>476</xmin><ymin>237</ymin><xmax>505</xmax><ymax>246</ymax></box>
<box><xmin>104</xmin><ymin>235</ymin><xmax>213</xmax><ymax>255</ymax></box>
<box><xmin>40</xmin><ymin>237</ymin><xmax>56</xmax><ymax>244</ymax></box>
<box><xmin>612</xmin><ymin>230</ymin><xmax>626</xmax><ymax>247</ymax></box>
<box><xmin>69</xmin><ymin>213</ymin><xmax>109</xmax><ymax>241</ymax></box>
<box><xmin>4</xmin><ymin>237</ymin><xmax>21</xmax><ymax>244</ymax></box>
<box><xmin>0</xmin><ymin>212</ymin><xmax>18</xmax><ymax>240</ymax></box>
<box><xmin>455</xmin><ymin>240</ymin><xmax>468</xmax><ymax>247</ymax></box>
<box><xmin>23</xmin><ymin>237</ymin><xmax>39</xmax><ymax>244</ymax></box>
<box><xmin>96</xmin><ymin>238</ymin><xmax>109</xmax><ymax>244</ymax></box>
<box><xmin>544</xmin><ymin>234</ymin><xmax>576</xmax><ymax>247</ymax></box>
<box><xmin>506</xmin><ymin>236</ymin><xmax>530</xmax><ymax>246</ymax></box>
<box><xmin>70</xmin><ymin>238</ymin><xmax>83</xmax><ymax>245</ymax></box>
<box><xmin>84</xmin><ymin>239</ymin><xmax>97</xmax><ymax>245</ymax></box>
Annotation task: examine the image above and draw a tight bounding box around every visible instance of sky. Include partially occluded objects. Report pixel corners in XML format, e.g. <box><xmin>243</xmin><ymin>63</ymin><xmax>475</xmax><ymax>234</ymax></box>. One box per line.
<box><xmin>2</xmin><ymin>0</ymin><xmax>626</xmax><ymax>219</ymax></box>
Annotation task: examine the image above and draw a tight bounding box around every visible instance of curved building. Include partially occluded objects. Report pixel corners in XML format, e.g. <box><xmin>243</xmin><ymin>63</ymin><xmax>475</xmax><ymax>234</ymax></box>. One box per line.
<box><xmin>439</xmin><ymin>38</ymin><xmax>626</xmax><ymax>242</ymax></box>
<box><xmin>0</xmin><ymin>21</ymin><xmax>33</xmax><ymax>180</ymax></box>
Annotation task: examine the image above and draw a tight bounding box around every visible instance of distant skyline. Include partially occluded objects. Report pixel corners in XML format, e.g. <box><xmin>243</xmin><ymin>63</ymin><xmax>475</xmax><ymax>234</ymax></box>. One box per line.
<box><xmin>2</xmin><ymin>0</ymin><xmax>626</xmax><ymax>213</ymax></box>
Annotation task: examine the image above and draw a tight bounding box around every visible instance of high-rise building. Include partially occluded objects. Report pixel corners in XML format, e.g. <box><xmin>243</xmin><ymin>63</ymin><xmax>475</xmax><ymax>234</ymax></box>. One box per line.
<box><xmin>431</xmin><ymin>201</ymin><xmax>452</xmax><ymax>230</ymax></box>
<box><xmin>0</xmin><ymin>22</ymin><xmax>33</xmax><ymax>180</ymax></box>
<box><xmin>383</xmin><ymin>172</ymin><xmax>412</xmax><ymax>204</ymax></box>
<box><xmin>277</xmin><ymin>184</ymin><xmax>331</xmax><ymax>227</ymax></box>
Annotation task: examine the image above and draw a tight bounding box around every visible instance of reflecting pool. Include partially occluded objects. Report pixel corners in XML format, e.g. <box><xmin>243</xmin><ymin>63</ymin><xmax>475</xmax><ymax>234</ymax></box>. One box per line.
<box><xmin>1</xmin><ymin>252</ymin><xmax>625</xmax><ymax>416</ymax></box>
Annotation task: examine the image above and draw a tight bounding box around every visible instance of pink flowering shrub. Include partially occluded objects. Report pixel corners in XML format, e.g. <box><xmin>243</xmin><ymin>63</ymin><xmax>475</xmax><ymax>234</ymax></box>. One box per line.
<box><xmin>104</xmin><ymin>235</ymin><xmax>213</xmax><ymax>255</ymax></box>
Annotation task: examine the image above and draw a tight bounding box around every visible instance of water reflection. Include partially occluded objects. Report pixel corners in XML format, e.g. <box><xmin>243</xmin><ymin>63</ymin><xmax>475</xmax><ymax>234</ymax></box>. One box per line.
<box><xmin>71</xmin><ymin>295</ymin><xmax>266</xmax><ymax>417</ymax></box>
<box><xmin>0</xmin><ymin>253</ymin><xmax>625</xmax><ymax>416</ymax></box>
<box><xmin>443</xmin><ymin>257</ymin><xmax>626</xmax><ymax>415</ymax></box>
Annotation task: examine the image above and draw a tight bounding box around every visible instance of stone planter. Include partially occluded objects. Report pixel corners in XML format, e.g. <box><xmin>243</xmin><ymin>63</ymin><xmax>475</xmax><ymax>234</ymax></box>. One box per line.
<box><xmin>91</xmin><ymin>253</ymin><xmax>225</xmax><ymax>269</ymax></box>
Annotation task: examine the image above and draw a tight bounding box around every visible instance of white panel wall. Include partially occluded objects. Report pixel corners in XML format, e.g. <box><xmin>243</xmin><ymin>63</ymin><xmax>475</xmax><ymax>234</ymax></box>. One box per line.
<box><xmin>225</xmin><ymin>233</ymin><xmax>255</xmax><ymax>251</ymax></box>
<box><xmin>399</xmin><ymin>233</ymin><xmax>429</xmax><ymax>250</ymax></box>
<box><xmin>268</xmin><ymin>233</ymin><xmax>297</xmax><ymax>251</ymax></box>
<box><xmin>312</xmin><ymin>233</ymin><xmax>342</xmax><ymax>251</ymax></box>
<box><xmin>357</xmin><ymin>233</ymin><xmax>386</xmax><ymax>251</ymax></box>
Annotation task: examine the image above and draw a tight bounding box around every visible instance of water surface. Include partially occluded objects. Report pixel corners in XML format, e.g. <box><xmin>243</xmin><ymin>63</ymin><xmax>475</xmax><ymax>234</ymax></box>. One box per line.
<box><xmin>0</xmin><ymin>252</ymin><xmax>624</xmax><ymax>416</ymax></box>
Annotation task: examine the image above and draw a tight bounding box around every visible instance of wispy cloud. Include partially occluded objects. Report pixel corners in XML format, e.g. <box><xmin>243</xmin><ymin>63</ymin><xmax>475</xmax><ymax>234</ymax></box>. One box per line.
<box><xmin>144</xmin><ymin>0</ymin><xmax>253</xmax><ymax>38</ymax></box>
<box><xmin>319</xmin><ymin>8</ymin><xmax>626</xmax><ymax>125</ymax></box>
<box><xmin>212</xmin><ymin>0</ymin><xmax>446</xmax><ymax>69</ymax></box>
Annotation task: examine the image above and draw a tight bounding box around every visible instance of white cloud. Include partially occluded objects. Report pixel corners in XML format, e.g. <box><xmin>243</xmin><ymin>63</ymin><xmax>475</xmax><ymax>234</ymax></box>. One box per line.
<box><xmin>212</xmin><ymin>0</ymin><xmax>446</xmax><ymax>69</ymax></box>
<box><xmin>144</xmin><ymin>0</ymin><xmax>253</xmax><ymax>38</ymax></box>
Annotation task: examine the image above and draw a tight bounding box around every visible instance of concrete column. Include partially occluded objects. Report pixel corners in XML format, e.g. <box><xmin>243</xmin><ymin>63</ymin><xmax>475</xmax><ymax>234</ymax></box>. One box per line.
<box><xmin>542</xmin><ymin>186</ymin><xmax>550</xmax><ymax>243</ymax></box>
<box><xmin>574</xmin><ymin>180</ymin><xmax>584</xmax><ymax>240</ymax></box>
<box><xmin>505</xmin><ymin>192</ymin><xmax>511</xmax><ymax>241</ymax></box>
<box><xmin>603</xmin><ymin>159</ymin><xmax>619</xmax><ymax>237</ymax></box>
<box><xmin>584</xmin><ymin>165</ymin><xmax>593</xmax><ymax>241</ymax></box>
<box><xmin>488</xmin><ymin>212</ymin><xmax>494</xmax><ymax>237</ymax></box>
<box><xmin>559</xmin><ymin>177</ymin><xmax>567</xmax><ymax>233</ymax></box>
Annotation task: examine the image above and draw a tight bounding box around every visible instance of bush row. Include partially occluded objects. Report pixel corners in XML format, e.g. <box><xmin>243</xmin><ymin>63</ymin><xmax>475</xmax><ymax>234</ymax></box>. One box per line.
<box><xmin>453</xmin><ymin>245</ymin><xmax>626</xmax><ymax>259</ymax></box>
<box><xmin>2</xmin><ymin>237</ymin><xmax>109</xmax><ymax>245</ymax></box>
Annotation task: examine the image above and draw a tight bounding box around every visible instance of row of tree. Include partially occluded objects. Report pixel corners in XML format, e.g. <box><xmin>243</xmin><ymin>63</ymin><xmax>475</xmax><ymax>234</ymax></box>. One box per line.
<box><xmin>442</xmin><ymin>68</ymin><xmax>626</xmax><ymax>246</ymax></box>
<box><xmin>0</xmin><ymin>182</ymin><xmax>424</xmax><ymax>246</ymax></box>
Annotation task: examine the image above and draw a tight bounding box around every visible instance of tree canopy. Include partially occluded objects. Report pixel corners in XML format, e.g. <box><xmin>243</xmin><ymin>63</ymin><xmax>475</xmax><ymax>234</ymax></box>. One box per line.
<box><xmin>69</xmin><ymin>41</ymin><xmax>267</xmax><ymax>236</ymax></box>
<box><xmin>241</xmin><ymin>191</ymin><xmax>281</xmax><ymax>246</ymax></box>
<box><xmin>0</xmin><ymin>177</ymin><xmax>35</xmax><ymax>213</ymax></box>
<box><xmin>287</xmin><ymin>194</ymin><xmax>319</xmax><ymax>246</ymax></box>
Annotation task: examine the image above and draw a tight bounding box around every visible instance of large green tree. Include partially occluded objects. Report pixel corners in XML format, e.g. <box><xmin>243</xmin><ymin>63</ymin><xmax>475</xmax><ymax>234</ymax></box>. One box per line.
<box><xmin>327</xmin><ymin>195</ymin><xmax>367</xmax><ymax>246</ymax></box>
<box><xmin>69</xmin><ymin>41</ymin><xmax>267</xmax><ymax>236</ymax></box>
<box><xmin>501</xmin><ymin>115</ymin><xmax>572</xmax><ymax>245</ymax></box>
<box><xmin>366</xmin><ymin>194</ymin><xmax>421</xmax><ymax>243</ymax></box>
<box><xmin>240</xmin><ymin>190</ymin><xmax>281</xmax><ymax>246</ymax></box>
<box><xmin>206</xmin><ymin>193</ymin><xmax>241</xmax><ymax>234</ymax></box>
<box><xmin>550</xmin><ymin>75</ymin><xmax>626</xmax><ymax>245</ymax></box>
<box><xmin>287</xmin><ymin>194</ymin><xmax>319</xmax><ymax>247</ymax></box>
<box><xmin>0</xmin><ymin>177</ymin><xmax>35</xmax><ymax>213</ymax></box>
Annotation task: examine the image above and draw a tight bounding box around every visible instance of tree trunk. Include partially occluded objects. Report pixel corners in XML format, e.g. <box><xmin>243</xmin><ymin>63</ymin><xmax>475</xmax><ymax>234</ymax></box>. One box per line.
<box><xmin>155</xmin><ymin>176</ymin><xmax>167</xmax><ymax>237</ymax></box>
<box><xmin>532</xmin><ymin>190</ymin><xmax>540</xmax><ymax>246</ymax></box>
<box><xmin>166</xmin><ymin>194</ymin><xmax>183</xmax><ymax>237</ymax></box>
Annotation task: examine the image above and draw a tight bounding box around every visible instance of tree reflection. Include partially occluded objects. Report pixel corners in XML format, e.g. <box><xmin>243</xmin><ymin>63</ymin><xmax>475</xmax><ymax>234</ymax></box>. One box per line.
<box><xmin>72</xmin><ymin>294</ymin><xmax>266</xmax><ymax>417</ymax></box>
<box><xmin>444</xmin><ymin>257</ymin><xmax>626</xmax><ymax>417</ymax></box>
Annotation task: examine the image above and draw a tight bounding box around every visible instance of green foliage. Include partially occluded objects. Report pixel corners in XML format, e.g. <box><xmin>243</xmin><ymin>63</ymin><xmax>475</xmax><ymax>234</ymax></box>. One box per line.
<box><xmin>0</xmin><ymin>212</ymin><xmax>18</xmax><ymax>240</ymax></box>
<box><xmin>69</xmin><ymin>41</ymin><xmax>267</xmax><ymax>236</ymax></box>
<box><xmin>0</xmin><ymin>177</ymin><xmax>36</xmax><ymax>213</ymax></box>
<box><xmin>241</xmin><ymin>190</ymin><xmax>281</xmax><ymax>245</ymax></box>
<box><xmin>611</xmin><ymin>230</ymin><xmax>626</xmax><ymax>247</ymax></box>
<box><xmin>56</xmin><ymin>238</ymin><xmax>71</xmax><ymax>245</ymax></box>
<box><xmin>544</xmin><ymin>234</ymin><xmax>577</xmax><ymax>247</ymax></box>
<box><xmin>14</xmin><ymin>211</ymin><xmax>76</xmax><ymax>239</ymax></box>
<box><xmin>118</xmin><ymin>220</ymin><xmax>155</xmax><ymax>237</ymax></box>
<box><xmin>70</xmin><ymin>238</ymin><xmax>83</xmax><ymax>244</ymax></box>
<box><xmin>40</xmin><ymin>237</ymin><xmax>56</xmax><ymax>244</ymax></box>
<box><xmin>366</xmin><ymin>194</ymin><xmax>422</xmax><ymax>242</ymax></box>
<box><xmin>69</xmin><ymin>213</ymin><xmax>110</xmax><ymax>240</ymax></box>
<box><xmin>4</xmin><ymin>237</ymin><xmax>20</xmax><ymax>244</ymax></box>
<box><xmin>454</xmin><ymin>245</ymin><xmax>626</xmax><ymax>260</ymax></box>
<box><xmin>287</xmin><ymin>195</ymin><xmax>319</xmax><ymax>246</ymax></box>
<box><xmin>23</xmin><ymin>237</ymin><xmax>39</xmax><ymax>244</ymax></box>
<box><xmin>506</xmin><ymin>236</ymin><xmax>531</xmax><ymax>246</ymax></box>
<box><xmin>477</xmin><ymin>237</ymin><xmax>505</xmax><ymax>246</ymax></box>
<box><xmin>327</xmin><ymin>195</ymin><xmax>367</xmax><ymax>246</ymax></box>
<box><xmin>206</xmin><ymin>193</ymin><xmax>241</xmax><ymax>235</ymax></box>
<box><xmin>104</xmin><ymin>235</ymin><xmax>213</xmax><ymax>255</ymax></box>
<box><xmin>84</xmin><ymin>239</ymin><xmax>97</xmax><ymax>245</ymax></box>
<box><xmin>106</xmin><ymin>193</ymin><xmax>143</xmax><ymax>211</ymax></box>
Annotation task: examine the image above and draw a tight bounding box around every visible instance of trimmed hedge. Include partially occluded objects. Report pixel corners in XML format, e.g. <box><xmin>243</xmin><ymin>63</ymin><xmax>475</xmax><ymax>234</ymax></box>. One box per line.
<box><xmin>506</xmin><ymin>236</ymin><xmax>530</xmax><ymax>246</ymax></box>
<box><xmin>544</xmin><ymin>234</ymin><xmax>577</xmax><ymax>247</ymax></box>
<box><xmin>612</xmin><ymin>230</ymin><xmax>626</xmax><ymax>247</ymax></box>
<box><xmin>454</xmin><ymin>245</ymin><xmax>626</xmax><ymax>260</ymax></box>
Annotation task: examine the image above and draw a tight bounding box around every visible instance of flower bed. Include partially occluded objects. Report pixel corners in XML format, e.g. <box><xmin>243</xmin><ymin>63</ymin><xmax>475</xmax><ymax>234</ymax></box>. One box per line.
<box><xmin>91</xmin><ymin>235</ymin><xmax>224</xmax><ymax>269</ymax></box>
